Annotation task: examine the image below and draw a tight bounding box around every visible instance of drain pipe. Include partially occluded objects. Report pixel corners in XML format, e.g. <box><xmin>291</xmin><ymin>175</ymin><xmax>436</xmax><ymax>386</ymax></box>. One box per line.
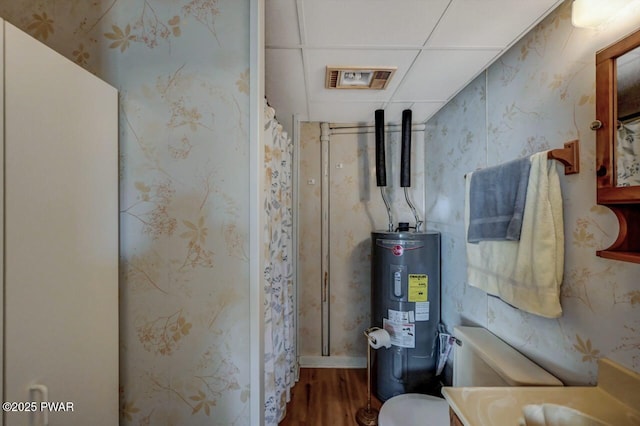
<box><xmin>400</xmin><ymin>109</ymin><xmax>423</xmax><ymax>232</ymax></box>
<box><xmin>375</xmin><ymin>109</ymin><xmax>394</xmax><ymax>232</ymax></box>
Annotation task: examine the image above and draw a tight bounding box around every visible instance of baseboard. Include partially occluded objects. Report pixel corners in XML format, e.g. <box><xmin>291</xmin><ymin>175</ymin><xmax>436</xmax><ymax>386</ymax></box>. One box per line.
<box><xmin>298</xmin><ymin>355</ymin><xmax>366</xmax><ymax>368</ymax></box>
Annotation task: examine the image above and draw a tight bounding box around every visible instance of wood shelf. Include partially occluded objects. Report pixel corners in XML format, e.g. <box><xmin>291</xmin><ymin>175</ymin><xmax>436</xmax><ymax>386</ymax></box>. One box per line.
<box><xmin>595</xmin><ymin>204</ymin><xmax>640</xmax><ymax>263</ymax></box>
<box><xmin>597</xmin><ymin>250</ymin><xmax>640</xmax><ymax>264</ymax></box>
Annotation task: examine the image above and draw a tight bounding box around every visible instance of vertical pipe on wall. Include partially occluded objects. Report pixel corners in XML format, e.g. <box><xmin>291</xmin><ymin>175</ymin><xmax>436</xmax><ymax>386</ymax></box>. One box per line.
<box><xmin>400</xmin><ymin>109</ymin><xmax>412</xmax><ymax>188</ymax></box>
<box><xmin>320</xmin><ymin>122</ymin><xmax>331</xmax><ymax>356</ymax></box>
<box><xmin>375</xmin><ymin>109</ymin><xmax>387</xmax><ymax>187</ymax></box>
<box><xmin>400</xmin><ymin>109</ymin><xmax>423</xmax><ymax>231</ymax></box>
<box><xmin>375</xmin><ymin>109</ymin><xmax>394</xmax><ymax>232</ymax></box>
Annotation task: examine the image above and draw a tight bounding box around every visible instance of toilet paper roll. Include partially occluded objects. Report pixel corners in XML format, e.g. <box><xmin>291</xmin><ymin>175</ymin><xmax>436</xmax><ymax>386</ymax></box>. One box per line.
<box><xmin>368</xmin><ymin>329</ymin><xmax>391</xmax><ymax>349</ymax></box>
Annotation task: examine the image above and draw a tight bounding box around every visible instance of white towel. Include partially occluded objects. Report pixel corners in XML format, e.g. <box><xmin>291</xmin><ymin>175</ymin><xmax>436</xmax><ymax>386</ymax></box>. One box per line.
<box><xmin>465</xmin><ymin>152</ymin><xmax>564</xmax><ymax>318</ymax></box>
<box><xmin>519</xmin><ymin>404</ymin><xmax>611</xmax><ymax>426</ymax></box>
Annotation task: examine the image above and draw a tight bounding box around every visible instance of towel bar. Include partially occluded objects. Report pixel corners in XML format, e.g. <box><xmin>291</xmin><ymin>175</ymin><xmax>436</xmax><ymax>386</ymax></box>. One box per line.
<box><xmin>464</xmin><ymin>139</ymin><xmax>580</xmax><ymax>178</ymax></box>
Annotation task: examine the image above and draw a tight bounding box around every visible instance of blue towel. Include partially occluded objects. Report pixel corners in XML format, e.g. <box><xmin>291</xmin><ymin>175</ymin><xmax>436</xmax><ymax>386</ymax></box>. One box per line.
<box><xmin>467</xmin><ymin>157</ymin><xmax>531</xmax><ymax>243</ymax></box>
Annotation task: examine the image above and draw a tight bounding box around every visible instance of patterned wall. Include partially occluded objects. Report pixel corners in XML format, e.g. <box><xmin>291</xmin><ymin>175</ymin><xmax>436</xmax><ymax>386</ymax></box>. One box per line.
<box><xmin>0</xmin><ymin>1</ymin><xmax>251</xmax><ymax>424</ymax></box>
<box><xmin>298</xmin><ymin>123</ymin><xmax>425</xmax><ymax>361</ymax></box>
<box><xmin>426</xmin><ymin>0</ymin><xmax>640</xmax><ymax>385</ymax></box>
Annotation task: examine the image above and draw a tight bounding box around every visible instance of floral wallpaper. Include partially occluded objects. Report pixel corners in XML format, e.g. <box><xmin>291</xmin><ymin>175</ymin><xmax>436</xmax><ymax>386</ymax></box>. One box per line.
<box><xmin>425</xmin><ymin>0</ymin><xmax>640</xmax><ymax>385</ymax></box>
<box><xmin>298</xmin><ymin>123</ymin><xmax>425</xmax><ymax>361</ymax></box>
<box><xmin>0</xmin><ymin>0</ymin><xmax>252</xmax><ymax>424</ymax></box>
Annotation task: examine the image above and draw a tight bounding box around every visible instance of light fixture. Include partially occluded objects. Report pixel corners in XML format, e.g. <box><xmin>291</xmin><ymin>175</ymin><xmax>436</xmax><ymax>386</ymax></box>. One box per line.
<box><xmin>572</xmin><ymin>0</ymin><xmax>640</xmax><ymax>29</ymax></box>
<box><xmin>325</xmin><ymin>66</ymin><xmax>396</xmax><ymax>90</ymax></box>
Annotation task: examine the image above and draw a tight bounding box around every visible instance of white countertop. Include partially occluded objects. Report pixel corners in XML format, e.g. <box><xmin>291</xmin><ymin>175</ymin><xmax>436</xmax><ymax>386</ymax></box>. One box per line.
<box><xmin>441</xmin><ymin>358</ymin><xmax>640</xmax><ymax>426</ymax></box>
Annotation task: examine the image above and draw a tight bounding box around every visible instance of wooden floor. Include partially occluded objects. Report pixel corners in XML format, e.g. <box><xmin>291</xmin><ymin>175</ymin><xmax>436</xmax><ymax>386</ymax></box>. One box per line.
<box><xmin>280</xmin><ymin>368</ymin><xmax>382</xmax><ymax>426</ymax></box>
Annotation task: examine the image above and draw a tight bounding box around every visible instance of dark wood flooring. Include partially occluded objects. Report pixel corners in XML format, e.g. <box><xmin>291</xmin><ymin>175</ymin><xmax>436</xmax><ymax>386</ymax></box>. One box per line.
<box><xmin>279</xmin><ymin>368</ymin><xmax>382</xmax><ymax>426</ymax></box>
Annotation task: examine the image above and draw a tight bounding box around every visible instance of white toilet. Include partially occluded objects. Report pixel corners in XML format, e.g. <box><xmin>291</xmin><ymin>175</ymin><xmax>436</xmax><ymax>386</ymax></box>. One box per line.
<box><xmin>378</xmin><ymin>326</ymin><xmax>563</xmax><ymax>426</ymax></box>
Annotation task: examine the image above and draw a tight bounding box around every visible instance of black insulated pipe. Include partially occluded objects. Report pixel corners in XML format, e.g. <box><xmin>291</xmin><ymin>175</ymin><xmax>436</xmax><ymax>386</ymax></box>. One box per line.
<box><xmin>400</xmin><ymin>109</ymin><xmax>412</xmax><ymax>188</ymax></box>
<box><xmin>375</xmin><ymin>109</ymin><xmax>387</xmax><ymax>187</ymax></box>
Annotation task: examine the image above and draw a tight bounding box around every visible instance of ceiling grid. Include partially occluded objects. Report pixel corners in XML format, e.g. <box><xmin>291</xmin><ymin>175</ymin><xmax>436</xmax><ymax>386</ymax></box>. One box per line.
<box><xmin>266</xmin><ymin>0</ymin><xmax>565</xmax><ymax>125</ymax></box>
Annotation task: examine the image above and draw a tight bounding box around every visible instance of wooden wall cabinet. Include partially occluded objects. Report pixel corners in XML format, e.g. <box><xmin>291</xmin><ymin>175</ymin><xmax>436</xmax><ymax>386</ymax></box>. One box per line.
<box><xmin>595</xmin><ymin>28</ymin><xmax>640</xmax><ymax>263</ymax></box>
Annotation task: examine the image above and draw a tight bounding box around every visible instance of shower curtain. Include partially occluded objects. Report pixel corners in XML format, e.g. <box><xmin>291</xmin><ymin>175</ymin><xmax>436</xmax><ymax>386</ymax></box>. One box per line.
<box><xmin>617</xmin><ymin>117</ymin><xmax>640</xmax><ymax>186</ymax></box>
<box><xmin>263</xmin><ymin>100</ymin><xmax>296</xmax><ymax>425</ymax></box>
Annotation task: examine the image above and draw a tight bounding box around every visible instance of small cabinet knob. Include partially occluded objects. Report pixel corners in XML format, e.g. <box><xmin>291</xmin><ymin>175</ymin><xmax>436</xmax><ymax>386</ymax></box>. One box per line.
<box><xmin>590</xmin><ymin>120</ymin><xmax>603</xmax><ymax>130</ymax></box>
<box><xmin>597</xmin><ymin>165</ymin><xmax>607</xmax><ymax>177</ymax></box>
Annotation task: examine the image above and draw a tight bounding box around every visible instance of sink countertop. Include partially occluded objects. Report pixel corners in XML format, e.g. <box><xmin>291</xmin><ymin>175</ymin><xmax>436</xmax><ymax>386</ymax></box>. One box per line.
<box><xmin>441</xmin><ymin>358</ymin><xmax>640</xmax><ymax>426</ymax></box>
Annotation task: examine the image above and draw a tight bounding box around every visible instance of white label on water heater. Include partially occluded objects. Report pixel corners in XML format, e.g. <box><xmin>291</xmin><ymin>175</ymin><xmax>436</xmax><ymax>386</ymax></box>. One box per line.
<box><xmin>383</xmin><ymin>318</ymin><xmax>416</xmax><ymax>348</ymax></box>
<box><xmin>388</xmin><ymin>309</ymin><xmax>410</xmax><ymax>323</ymax></box>
<box><xmin>415</xmin><ymin>302</ymin><xmax>430</xmax><ymax>321</ymax></box>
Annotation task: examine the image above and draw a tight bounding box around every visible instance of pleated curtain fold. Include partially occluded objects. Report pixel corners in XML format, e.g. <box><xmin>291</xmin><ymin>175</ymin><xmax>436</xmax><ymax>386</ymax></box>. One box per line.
<box><xmin>263</xmin><ymin>100</ymin><xmax>296</xmax><ymax>425</ymax></box>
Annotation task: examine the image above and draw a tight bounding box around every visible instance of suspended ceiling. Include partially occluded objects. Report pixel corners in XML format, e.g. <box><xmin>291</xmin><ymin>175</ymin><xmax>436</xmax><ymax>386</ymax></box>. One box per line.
<box><xmin>265</xmin><ymin>0</ymin><xmax>564</xmax><ymax>127</ymax></box>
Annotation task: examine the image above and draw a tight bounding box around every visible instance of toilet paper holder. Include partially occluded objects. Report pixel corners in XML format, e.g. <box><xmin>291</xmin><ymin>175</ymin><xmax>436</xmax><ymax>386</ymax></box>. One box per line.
<box><xmin>365</xmin><ymin>327</ymin><xmax>392</xmax><ymax>349</ymax></box>
<box><xmin>356</xmin><ymin>326</ymin><xmax>392</xmax><ymax>426</ymax></box>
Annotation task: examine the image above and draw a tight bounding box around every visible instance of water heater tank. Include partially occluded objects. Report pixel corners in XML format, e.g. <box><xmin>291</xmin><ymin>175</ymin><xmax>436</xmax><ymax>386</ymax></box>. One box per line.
<box><xmin>371</xmin><ymin>231</ymin><xmax>441</xmax><ymax>401</ymax></box>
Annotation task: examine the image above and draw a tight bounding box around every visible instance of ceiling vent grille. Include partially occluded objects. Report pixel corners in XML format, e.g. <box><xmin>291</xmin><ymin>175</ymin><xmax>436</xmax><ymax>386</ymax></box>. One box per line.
<box><xmin>325</xmin><ymin>66</ymin><xmax>396</xmax><ymax>90</ymax></box>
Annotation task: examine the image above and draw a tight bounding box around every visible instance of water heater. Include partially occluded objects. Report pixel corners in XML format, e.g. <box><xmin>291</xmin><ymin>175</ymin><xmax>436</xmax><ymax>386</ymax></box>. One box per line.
<box><xmin>371</xmin><ymin>230</ymin><xmax>441</xmax><ymax>401</ymax></box>
<box><xmin>369</xmin><ymin>109</ymin><xmax>441</xmax><ymax>401</ymax></box>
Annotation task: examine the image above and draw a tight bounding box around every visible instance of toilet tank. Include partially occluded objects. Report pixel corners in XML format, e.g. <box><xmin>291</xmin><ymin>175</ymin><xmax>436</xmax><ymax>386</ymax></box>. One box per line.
<box><xmin>453</xmin><ymin>326</ymin><xmax>563</xmax><ymax>387</ymax></box>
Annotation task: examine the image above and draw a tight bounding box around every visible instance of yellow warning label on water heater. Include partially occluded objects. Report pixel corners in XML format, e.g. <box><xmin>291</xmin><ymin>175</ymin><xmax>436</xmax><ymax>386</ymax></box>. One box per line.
<box><xmin>408</xmin><ymin>274</ymin><xmax>428</xmax><ymax>302</ymax></box>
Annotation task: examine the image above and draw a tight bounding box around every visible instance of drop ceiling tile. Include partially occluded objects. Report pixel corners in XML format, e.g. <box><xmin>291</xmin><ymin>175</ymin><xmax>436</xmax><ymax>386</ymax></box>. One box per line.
<box><xmin>302</xmin><ymin>0</ymin><xmax>450</xmax><ymax>47</ymax></box>
<box><xmin>411</xmin><ymin>102</ymin><xmax>447</xmax><ymax>123</ymax></box>
<box><xmin>306</xmin><ymin>49</ymin><xmax>419</xmax><ymax>102</ymax></box>
<box><xmin>394</xmin><ymin>49</ymin><xmax>499</xmax><ymax>101</ymax></box>
<box><xmin>426</xmin><ymin>0</ymin><xmax>562</xmax><ymax>48</ymax></box>
<box><xmin>309</xmin><ymin>101</ymin><xmax>384</xmax><ymax>124</ymax></box>
<box><xmin>266</xmin><ymin>48</ymin><xmax>308</xmax><ymax>120</ymax></box>
<box><xmin>266</xmin><ymin>0</ymin><xmax>301</xmax><ymax>46</ymax></box>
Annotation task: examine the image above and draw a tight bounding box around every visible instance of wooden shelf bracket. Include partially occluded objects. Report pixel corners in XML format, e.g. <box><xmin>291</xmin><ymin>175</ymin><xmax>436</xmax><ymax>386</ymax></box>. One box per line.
<box><xmin>547</xmin><ymin>139</ymin><xmax>580</xmax><ymax>175</ymax></box>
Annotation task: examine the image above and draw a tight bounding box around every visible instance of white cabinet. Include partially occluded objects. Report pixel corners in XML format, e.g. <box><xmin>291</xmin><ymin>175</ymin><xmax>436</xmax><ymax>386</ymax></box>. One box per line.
<box><xmin>0</xmin><ymin>20</ymin><xmax>118</xmax><ymax>425</ymax></box>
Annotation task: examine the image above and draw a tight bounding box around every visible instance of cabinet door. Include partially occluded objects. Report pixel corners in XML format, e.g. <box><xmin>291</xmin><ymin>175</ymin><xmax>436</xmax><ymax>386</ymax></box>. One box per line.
<box><xmin>3</xmin><ymin>21</ymin><xmax>118</xmax><ymax>425</ymax></box>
